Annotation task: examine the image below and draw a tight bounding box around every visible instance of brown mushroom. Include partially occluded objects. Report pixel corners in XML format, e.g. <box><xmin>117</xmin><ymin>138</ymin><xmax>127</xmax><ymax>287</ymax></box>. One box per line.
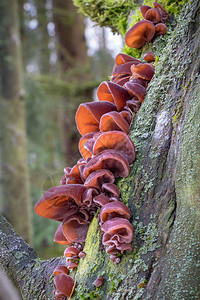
<box><xmin>144</xmin><ymin>52</ymin><xmax>155</xmax><ymax>63</ymax></box>
<box><xmin>131</xmin><ymin>63</ymin><xmax>155</xmax><ymax>81</ymax></box>
<box><xmin>153</xmin><ymin>2</ymin><xmax>170</xmax><ymax>23</ymax></box>
<box><xmin>75</xmin><ymin>101</ymin><xmax>116</xmax><ymax>136</ymax></box>
<box><xmin>145</xmin><ymin>8</ymin><xmax>162</xmax><ymax>24</ymax></box>
<box><xmin>83</xmin><ymin>149</ymin><xmax>130</xmax><ymax>179</ymax></box>
<box><xmin>125</xmin><ymin>20</ymin><xmax>155</xmax><ymax>49</ymax></box>
<box><xmin>54</xmin><ymin>223</ymin><xmax>71</xmax><ymax>245</ymax></box>
<box><xmin>93</xmin><ymin>131</ymin><xmax>136</xmax><ymax>164</ymax></box>
<box><xmin>139</xmin><ymin>5</ymin><xmax>152</xmax><ymax>19</ymax></box>
<box><xmin>99</xmin><ymin>111</ymin><xmax>130</xmax><ymax>134</ymax></box>
<box><xmin>155</xmin><ymin>23</ymin><xmax>167</xmax><ymax>36</ymax></box>
<box><xmin>84</xmin><ymin>169</ymin><xmax>115</xmax><ymax>190</ymax></box>
<box><xmin>124</xmin><ymin>81</ymin><xmax>147</xmax><ymax>103</ymax></box>
<box><xmin>62</xmin><ymin>210</ymin><xmax>90</xmax><ymax>244</ymax></box>
<box><xmin>93</xmin><ymin>276</ymin><xmax>104</xmax><ymax>287</ymax></box>
<box><xmin>97</xmin><ymin>81</ymin><xmax>131</xmax><ymax>111</ymax></box>
<box><xmin>115</xmin><ymin>53</ymin><xmax>142</xmax><ymax>65</ymax></box>
<box><xmin>53</xmin><ymin>265</ymin><xmax>69</xmax><ymax>276</ymax></box>
<box><xmin>79</xmin><ymin>132</ymin><xmax>95</xmax><ymax>160</ymax></box>
<box><xmin>100</xmin><ymin>202</ymin><xmax>130</xmax><ymax>223</ymax></box>
<box><xmin>54</xmin><ymin>273</ymin><xmax>75</xmax><ymax>298</ymax></box>
<box><xmin>34</xmin><ymin>184</ymin><xmax>86</xmax><ymax>221</ymax></box>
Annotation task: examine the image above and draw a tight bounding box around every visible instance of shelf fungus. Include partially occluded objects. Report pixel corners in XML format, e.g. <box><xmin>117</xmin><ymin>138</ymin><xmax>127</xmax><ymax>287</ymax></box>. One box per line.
<box><xmin>34</xmin><ymin>2</ymin><xmax>169</xmax><ymax>298</ymax></box>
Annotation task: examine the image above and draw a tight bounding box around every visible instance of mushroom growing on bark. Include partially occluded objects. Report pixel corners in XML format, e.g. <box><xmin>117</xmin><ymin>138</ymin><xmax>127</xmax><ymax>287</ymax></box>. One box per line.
<box><xmin>34</xmin><ymin>2</ymin><xmax>170</xmax><ymax>297</ymax></box>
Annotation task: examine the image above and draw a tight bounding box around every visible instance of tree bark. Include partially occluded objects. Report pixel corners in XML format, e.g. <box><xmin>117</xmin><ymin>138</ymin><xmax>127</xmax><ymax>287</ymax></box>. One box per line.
<box><xmin>0</xmin><ymin>0</ymin><xmax>32</xmax><ymax>244</ymax></box>
<box><xmin>0</xmin><ymin>0</ymin><xmax>200</xmax><ymax>299</ymax></box>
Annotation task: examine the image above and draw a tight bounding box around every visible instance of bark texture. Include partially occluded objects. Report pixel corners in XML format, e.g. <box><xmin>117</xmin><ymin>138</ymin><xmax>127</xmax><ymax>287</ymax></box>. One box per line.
<box><xmin>0</xmin><ymin>0</ymin><xmax>200</xmax><ymax>299</ymax></box>
<box><xmin>0</xmin><ymin>0</ymin><xmax>32</xmax><ymax>243</ymax></box>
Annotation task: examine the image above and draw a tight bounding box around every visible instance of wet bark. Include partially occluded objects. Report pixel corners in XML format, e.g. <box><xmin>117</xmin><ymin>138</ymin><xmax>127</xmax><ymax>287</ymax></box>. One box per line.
<box><xmin>0</xmin><ymin>0</ymin><xmax>199</xmax><ymax>299</ymax></box>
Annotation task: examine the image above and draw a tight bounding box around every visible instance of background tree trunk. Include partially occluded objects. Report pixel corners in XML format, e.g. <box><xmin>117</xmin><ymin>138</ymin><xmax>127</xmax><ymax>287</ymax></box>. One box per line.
<box><xmin>53</xmin><ymin>0</ymin><xmax>92</xmax><ymax>166</ymax></box>
<box><xmin>0</xmin><ymin>0</ymin><xmax>199</xmax><ymax>299</ymax></box>
<box><xmin>0</xmin><ymin>0</ymin><xmax>32</xmax><ymax>244</ymax></box>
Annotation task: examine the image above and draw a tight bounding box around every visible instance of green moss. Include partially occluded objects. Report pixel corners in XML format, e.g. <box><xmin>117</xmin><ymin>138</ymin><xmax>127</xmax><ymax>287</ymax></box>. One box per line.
<box><xmin>72</xmin><ymin>0</ymin><xmax>135</xmax><ymax>34</ymax></box>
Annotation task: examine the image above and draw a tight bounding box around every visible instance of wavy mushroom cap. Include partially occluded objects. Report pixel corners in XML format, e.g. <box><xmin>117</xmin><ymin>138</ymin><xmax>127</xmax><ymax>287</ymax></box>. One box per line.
<box><xmin>79</xmin><ymin>132</ymin><xmax>95</xmax><ymax>159</ymax></box>
<box><xmin>120</xmin><ymin>110</ymin><xmax>133</xmax><ymax>125</ymax></box>
<box><xmin>53</xmin><ymin>265</ymin><xmax>69</xmax><ymax>276</ymax></box>
<box><xmin>63</xmin><ymin>162</ymin><xmax>85</xmax><ymax>185</ymax></box>
<box><xmin>99</xmin><ymin>111</ymin><xmax>130</xmax><ymax>134</ymax></box>
<box><xmin>54</xmin><ymin>273</ymin><xmax>75</xmax><ymax>298</ymax></box>
<box><xmin>83</xmin><ymin>149</ymin><xmax>130</xmax><ymax>179</ymax></box>
<box><xmin>115</xmin><ymin>53</ymin><xmax>142</xmax><ymax>65</ymax></box>
<box><xmin>145</xmin><ymin>8</ymin><xmax>162</xmax><ymax>24</ymax></box>
<box><xmin>155</xmin><ymin>23</ymin><xmax>167</xmax><ymax>36</ymax></box>
<box><xmin>111</xmin><ymin>74</ymin><xmax>131</xmax><ymax>86</ymax></box>
<box><xmin>131</xmin><ymin>63</ymin><xmax>155</xmax><ymax>81</ymax></box>
<box><xmin>62</xmin><ymin>210</ymin><xmax>90</xmax><ymax>243</ymax></box>
<box><xmin>139</xmin><ymin>5</ymin><xmax>152</xmax><ymax>18</ymax></box>
<box><xmin>100</xmin><ymin>202</ymin><xmax>130</xmax><ymax>223</ymax></box>
<box><xmin>64</xmin><ymin>246</ymin><xmax>80</xmax><ymax>258</ymax></box>
<box><xmin>112</xmin><ymin>61</ymin><xmax>140</xmax><ymax>77</ymax></box>
<box><xmin>125</xmin><ymin>99</ymin><xmax>141</xmax><ymax>113</ymax></box>
<box><xmin>101</xmin><ymin>183</ymin><xmax>120</xmax><ymax>198</ymax></box>
<box><xmin>75</xmin><ymin>101</ymin><xmax>116</xmax><ymax>135</ymax></box>
<box><xmin>144</xmin><ymin>52</ymin><xmax>155</xmax><ymax>63</ymax></box>
<box><xmin>82</xmin><ymin>187</ymin><xmax>99</xmax><ymax>207</ymax></box>
<box><xmin>124</xmin><ymin>81</ymin><xmax>146</xmax><ymax>103</ymax></box>
<box><xmin>54</xmin><ymin>223</ymin><xmax>71</xmax><ymax>245</ymax></box>
<box><xmin>153</xmin><ymin>2</ymin><xmax>169</xmax><ymax>22</ymax></box>
<box><xmin>101</xmin><ymin>217</ymin><xmax>134</xmax><ymax>244</ymax></box>
<box><xmin>93</xmin><ymin>131</ymin><xmax>136</xmax><ymax>164</ymax></box>
<box><xmin>34</xmin><ymin>184</ymin><xmax>86</xmax><ymax>221</ymax></box>
<box><xmin>93</xmin><ymin>194</ymin><xmax>110</xmax><ymax>207</ymax></box>
<box><xmin>97</xmin><ymin>81</ymin><xmax>131</xmax><ymax>111</ymax></box>
<box><xmin>125</xmin><ymin>20</ymin><xmax>155</xmax><ymax>49</ymax></box>
<box><xmin>84</xmin><ymin>169</ymin><xmax>115</xmax><ymax>189</ymax></box>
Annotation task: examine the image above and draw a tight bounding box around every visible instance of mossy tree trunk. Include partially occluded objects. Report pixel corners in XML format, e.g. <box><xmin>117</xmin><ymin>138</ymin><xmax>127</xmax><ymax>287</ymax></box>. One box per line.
<box><xmin>0</xmin><ymin>0</ymin><xmax>32</xmax><ymax>244</ymax></box>
<box><xmin>0</xmin><ymin>0</ymin><xmax>200</xmax><ymax>299</ymax></box>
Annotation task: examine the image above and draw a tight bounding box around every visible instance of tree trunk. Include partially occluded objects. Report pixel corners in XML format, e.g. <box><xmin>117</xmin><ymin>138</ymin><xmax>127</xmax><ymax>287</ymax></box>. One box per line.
<box><xmin>53</xmin><ymin>0</ymin><xmax>92</xmax><ymax>166</ymax></box>
<box><xmin>0</xmin><ymin>0</ymin><xmax>200</xmax><ymax>299</ymax></box>
<box><xmin>0</xmin><ymin>0</ymin><xmax>32</xmax><ymax>244</ymax></box>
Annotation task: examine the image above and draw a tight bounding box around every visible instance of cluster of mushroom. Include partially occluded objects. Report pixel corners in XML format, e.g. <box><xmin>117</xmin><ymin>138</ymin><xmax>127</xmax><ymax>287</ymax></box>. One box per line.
<box><xmin>125</xmin><ymin>2</ymin><xmax>169</xmax><ymax>49</ymax></box>
<box><xmin>34</xmin><ymin>2</ymin><xmax>169</xmax><ymax>299</ymax></box>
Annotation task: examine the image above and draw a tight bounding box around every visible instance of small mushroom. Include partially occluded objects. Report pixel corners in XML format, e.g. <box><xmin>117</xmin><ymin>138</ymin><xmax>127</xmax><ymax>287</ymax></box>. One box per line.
<box><xmin>53</xmin><ymin>265</ymin><xmax>69</xmax><ymax>276</ymax></box>
<box><xmin>125</xmin><ymin>20</ymin><xmax>155</xmax><ymax>49</ymax></box>
<box><xmin>139</xmin><ymin>5</ymin><xmax>152</xmax><ymax>19</ymax></box>
<box><xmin>145</xmin><ymin>8</ymin><xmax>162</xmax><ymax>24</ymax></box>
<box><xmin>153</xmin><ymin>2</ymin><xmax>169</xmax><ymax>23</ymax></box>
<box><xmin>54</xmin><ymin>273</ymin><xmax>75</xmax><ymax>298</ymax></box>
<box><xmin>100</xmin><ymin>202</ymin><xmax>130</xmax><ymax>223</ymax></box>
<box><xmin>155</xmin><ymin>23</ymin><xmax>167</xmax><ymax>36</ymax></box>
<box><xmin>144</xmin><ymin>52</ymin><xmax>155</xmax><ymax>63</ymax></box>
<box><xmin>93</xmin><ymin>276</ymin><xmax>104</xmax><ymax>287</ymax></box>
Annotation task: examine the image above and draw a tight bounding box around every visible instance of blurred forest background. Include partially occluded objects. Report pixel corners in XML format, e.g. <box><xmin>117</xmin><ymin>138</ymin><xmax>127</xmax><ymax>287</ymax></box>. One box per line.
<box><xmin>0</xmin><ymin>0</ymin><xmax>123</xmax><ymax>258</ymax></box>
